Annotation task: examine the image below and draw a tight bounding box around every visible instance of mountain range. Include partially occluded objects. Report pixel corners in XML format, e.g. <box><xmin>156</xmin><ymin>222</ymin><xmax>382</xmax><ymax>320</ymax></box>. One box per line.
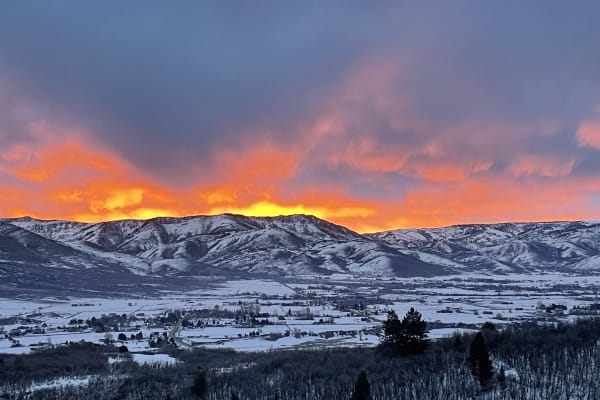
<box><xmin>1</xmin><ymin>214</ymin><xmax>599</xmax><ymax>296</ymax></box>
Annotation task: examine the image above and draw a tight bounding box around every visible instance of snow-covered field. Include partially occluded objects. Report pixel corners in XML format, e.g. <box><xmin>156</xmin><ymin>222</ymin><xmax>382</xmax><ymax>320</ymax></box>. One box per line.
<box><xmin>2</xmin><ymin>274</ymin><xmax>599</xmax><ymax>354</ymax></box>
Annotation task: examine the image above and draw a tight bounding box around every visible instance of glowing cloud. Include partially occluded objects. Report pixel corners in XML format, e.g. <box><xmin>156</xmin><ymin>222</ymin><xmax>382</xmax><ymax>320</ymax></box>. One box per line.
<box><xmin>1</xmin><ymin>125</ymin><xmax>599</xmax><ymax>232</ymax></box>
<box><xmin>2</xmin><ymin>3</ymin><xmax>600</xmax><ymax>232</ymax></box>
<box><xmin>208</xmin><ymin>200</ymin><xmax>374</xmax><ymax>220</ymax></box>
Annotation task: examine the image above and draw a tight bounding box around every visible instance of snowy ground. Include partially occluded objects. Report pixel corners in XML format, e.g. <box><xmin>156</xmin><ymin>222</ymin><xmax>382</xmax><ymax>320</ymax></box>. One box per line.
<box><xmin>28</xmin><ymin>376</ymin><xmax>94</xmax><ymax>392</ymax></box>
<box><xmin>1</xmin><ymin>273</ymin><xmax>599</xmax><ymax>353</ymax></box>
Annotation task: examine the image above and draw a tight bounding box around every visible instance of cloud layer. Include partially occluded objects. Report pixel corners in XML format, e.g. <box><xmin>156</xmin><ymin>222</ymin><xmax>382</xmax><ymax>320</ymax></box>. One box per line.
<box><xmin>1</xmin><ymin>2</ymin><xmax>600</xmax><ymax>232</ymax></box>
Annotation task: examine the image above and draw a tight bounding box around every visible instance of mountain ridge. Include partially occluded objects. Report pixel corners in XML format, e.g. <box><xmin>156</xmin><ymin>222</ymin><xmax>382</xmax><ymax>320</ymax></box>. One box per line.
<box><xmin>6</xmin><ymin>213</ymin><xmax>596</xmax><ymax>233</ymax></box>
<box><xmin>1</xmin><ymin>214</ymin><xmax>600</xmax><ymax>296</ymax></box>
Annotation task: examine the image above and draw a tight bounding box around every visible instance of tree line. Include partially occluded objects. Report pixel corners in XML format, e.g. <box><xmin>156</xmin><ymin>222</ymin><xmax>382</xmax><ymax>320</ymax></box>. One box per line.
<box><xmin>4</xmin><ymin>311</ymin><xmax>600</xmax><ymax>399</ymax></box>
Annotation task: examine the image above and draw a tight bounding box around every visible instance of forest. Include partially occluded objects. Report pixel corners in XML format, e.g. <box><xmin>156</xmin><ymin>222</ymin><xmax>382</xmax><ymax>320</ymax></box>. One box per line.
<box><xmin>3</xmin><ymin>312</ymin><xmax>600</xmax><ymax>400</ymax></box>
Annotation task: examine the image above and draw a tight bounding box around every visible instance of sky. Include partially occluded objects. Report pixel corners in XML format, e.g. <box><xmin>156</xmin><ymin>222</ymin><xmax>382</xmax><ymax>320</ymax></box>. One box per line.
<box><xmin>1</xmin><ymin>1</ymin><xmax>600</xmax><ymax>232</ymax></box>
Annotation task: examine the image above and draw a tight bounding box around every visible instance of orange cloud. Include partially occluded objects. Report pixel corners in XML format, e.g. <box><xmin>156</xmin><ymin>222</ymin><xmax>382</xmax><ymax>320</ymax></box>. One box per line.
<box><xmin>1</xmin><ymin>144</ymin><xmax>32</xmax><ymax>163</ymax></box>
<box><xmin>1</xmin><ymin>131</ymin><xmax>599</xmax><ymax>232</ymax></box>
<box><xmin>13</xmin><ymin>140</ymin><xmax>113</xmax><ymax>182</ymax></box>
<box><xmin>2</xmin><ymin>63</ymin><xmax>600</xmax><ymax>233</ymax></box>
<box><xmin>218</xmin><ymin>145</ymin><xmax>300</xmax><ymax>180</ymax></box>
<box><xmin>208</xmin><ymin>200</ymin><xmax>374</xmax><ymax>221</ymax></box>
<box><xmin>385</xmin><ymin>177</ymin><xmax>594</xmax><ymax>230</ymax></box>
<box><xmin>90</xmin><ymin>188</ymin><xmax>145</xmax><ymax>213</ymax></box>
<box><xmin>0</xmin><ymin>130</ymin><xmax>382</xmax><ymax>229</ymax></box>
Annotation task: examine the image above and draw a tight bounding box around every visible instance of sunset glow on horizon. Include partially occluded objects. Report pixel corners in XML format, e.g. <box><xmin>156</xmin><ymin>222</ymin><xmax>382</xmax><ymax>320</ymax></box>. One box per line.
<box><xmin>2</xmin><ymin>3</ymin><xmax>600</xmax><ymax>233</ymax></box>
<box><xmin>1</xmin><ymin>131</ymin><xmax>598</xmax><ymax>233</ymax></box>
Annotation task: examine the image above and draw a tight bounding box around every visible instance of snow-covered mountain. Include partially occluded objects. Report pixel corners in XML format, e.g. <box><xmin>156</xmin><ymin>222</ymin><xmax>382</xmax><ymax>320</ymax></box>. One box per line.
<box><xmin>0</xmin><ymin>220</ymin><xmax>187</xmax><ymax>297</ymax></box>
<box><xmin>2</xmin><ymin>214</ymin><xmax>443</xmax><ymax>281</ymax></box>
<box><xmin>370</xmin><ymin>221</ymin><xmax>600</xmax><ymax>273</ymax></box>
<box><xmin>2</xmin><ymin>215</ymin><xmax>600</xmax><ymax>295</ymax></box>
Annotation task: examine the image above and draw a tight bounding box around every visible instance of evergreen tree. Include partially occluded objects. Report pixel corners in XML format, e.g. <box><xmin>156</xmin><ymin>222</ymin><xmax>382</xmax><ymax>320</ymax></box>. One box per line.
<box><xmin>401</xmin><ymin>307</ymin><xmax>429</xmax><ymax>354</ymax></box>
<box><xmin>380</xmin><ymin>308</ymin><xmax>429</xmax><ymax>355</ymax></box>
<box><xmin>191</xmin><ymin>368</ymin><xmax>207</xmax><ymax>398</ymax></box>
<box><xmin>468</xmin><ymin>332</ymin><xmax>494</xmax><ymax>386</ymax></box>
<box><xmin>230</xmin><ymin>392</ymin><xmax>239</xmax><ymax>400</ymax></box>
<box><xmin>453</xmin><ymin>334</ymin><xmax>462</xmax><ymax>351</ymax></box>
<box><xmin>351</xmin><ymin>370</ymin><xmax>371</xmax><ymax>400</ymax></box>
<box><xmin>481</xmin><ymin>321</ymin><xmax>496</xmax><ymax>331</ymax></box>
<box><xmin>381</xmin><ymin>310</ymin><xmax>402</xmax><ymax>345</ymax></box>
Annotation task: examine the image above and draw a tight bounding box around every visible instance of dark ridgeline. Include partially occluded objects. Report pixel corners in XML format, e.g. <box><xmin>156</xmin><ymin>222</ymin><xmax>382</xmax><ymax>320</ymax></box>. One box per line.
<box><xmin>4</xmin><ymin>314</ymin><xmax>600</xmax><ymax>399</ymax></box>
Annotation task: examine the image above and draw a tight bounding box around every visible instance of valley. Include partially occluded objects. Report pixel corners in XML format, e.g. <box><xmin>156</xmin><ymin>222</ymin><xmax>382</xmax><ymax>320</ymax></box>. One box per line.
<box><xmin>2</xmin><ymin>214</ymin><xmax>600</xmax><ymax>356</ymax></box>
<box><xmin>3</xmin><ymin>214</ymin><xmax>600</xmax><ymax>398</ymax></box>
<box><xmin>3</xmin><ymin>273</ymin><xmax>600</xmax><ymax>356</ymax></box>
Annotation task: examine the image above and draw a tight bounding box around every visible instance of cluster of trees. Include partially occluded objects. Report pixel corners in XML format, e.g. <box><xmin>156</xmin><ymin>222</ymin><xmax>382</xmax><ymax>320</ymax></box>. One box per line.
<box><xmin>380</xmin><ymin>307</ymin><xmax>429</xmax><ymax>355</ymax></box>
<box><xmin>118</xmin><ymin>332</ymin><xmax>144</xmax><ymax>341</ymax></box>
<box><xmin>380</xmin><ymin>307</ymin><xmax>495</xmax><ymax>388</ymax></box>
<box><xmin>5</xmin><ymin>313</ymin><xmax>600</xmax><ymax>399</ymax></box>
<box><xmin>0</xmin><ymin>342</ymin><xmax>108</xmax><ymax>385</ymax></box>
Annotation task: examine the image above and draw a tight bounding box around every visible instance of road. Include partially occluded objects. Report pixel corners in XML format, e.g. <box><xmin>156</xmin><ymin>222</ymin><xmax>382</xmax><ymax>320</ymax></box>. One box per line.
<box><xmin>168</xmin><ymin>319</ymin><xmax>190</xmax><ymax>349</ymax></box>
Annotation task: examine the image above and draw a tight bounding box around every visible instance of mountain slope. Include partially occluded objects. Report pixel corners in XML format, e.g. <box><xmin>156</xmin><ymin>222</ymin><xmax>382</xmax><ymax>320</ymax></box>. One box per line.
<box><xmin>6</xmin><ymin>214</ymin><xmax>444</xmax><ymax>278</ymax></box>
<box><xmin>0</xmin><ymin>221</ymin><xmax>194</xmax><ymax>297</ymax></box>
<box><xmin>3</xmin><ymin>215</ymin><xmax>600</xmax><ymax>294</ymax></box>
<box><xmin>370</xmin><ymin>221</ymin><xmax>600</xmax><ymax>273</ymax></box>
<box><xmin>0</xmin><ymin>222</ymin><xmax>77</xmax><ymax>262</ymax></box>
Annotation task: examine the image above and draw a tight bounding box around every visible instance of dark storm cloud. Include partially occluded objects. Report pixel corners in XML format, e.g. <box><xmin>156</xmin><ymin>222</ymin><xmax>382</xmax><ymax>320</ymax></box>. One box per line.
<box><xmin>2</xmin><ymin>1</ymin><xmax>600</xmax><ymax>182</ymax></box>
<box><xmin>0</xmin><ymin>1</ymin><xmax>383</xmax><ymax>178</ymax></box>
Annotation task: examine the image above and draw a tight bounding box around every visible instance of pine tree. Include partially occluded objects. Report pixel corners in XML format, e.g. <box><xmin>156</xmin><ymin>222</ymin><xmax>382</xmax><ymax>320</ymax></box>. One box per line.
<box><xmin>453</xmin><ymin>334</ymin><xmax>462</xmax><ymax>351</ymax></box>
<box><xmin>481</xmin><ymin>321</ymin><xmax>496</xmax><ymax>331</ymax></box>
<box><xmin>230</xmin><ymin>392</ymin><xmax>239</xmax><ymax>400</ymax></box>
<box><xmin>468</xmin><ymin>332</ymin><xmax>494</xmax><ymax>387</ymax></box>
<box><xmin>351</xmin><ymin>370</ymin><xmax>371</xmax><ymax>400</ymax></box>
<box><xmin>380</xmin><ymin>308</ymin><xmax>429</xmax><ymax>355</ymax></box>
<box><xmin>401</xmin><ymin>307</ymin><xmax>429</xmax><ymax>354</ymax></box>
<box><xmin>191</xmin><ymin>368</ymin><xmax>207</xmax><ymax>398</ymax></box>
<box><xmin>381</xmin><ymin>310</ymin><xmax>402</xmax><ymax>345</ymax></box>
